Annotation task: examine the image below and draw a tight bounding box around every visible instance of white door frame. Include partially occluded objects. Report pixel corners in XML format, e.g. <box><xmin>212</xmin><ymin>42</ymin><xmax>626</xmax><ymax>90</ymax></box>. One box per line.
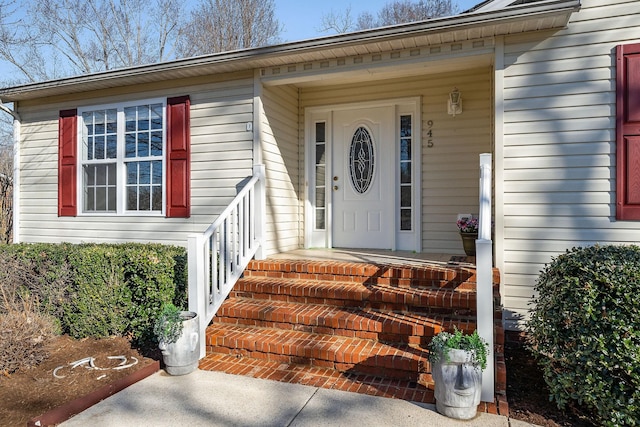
<box><xmin>304</xmin><ymin>98</ymin><xmax>422</xmax><ymax>252</ymax></box>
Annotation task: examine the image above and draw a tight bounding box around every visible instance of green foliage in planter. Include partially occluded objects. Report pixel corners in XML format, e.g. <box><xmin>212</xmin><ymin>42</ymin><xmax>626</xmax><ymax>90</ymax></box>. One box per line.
<box><xmin>153</xmin><ymin>303</ymin><xmax>184</xmax><ymax>344</ymax></box>
<box><xmin>428</xmin><ymin>328</ymin><xmax>488</xmax><ymax>370</ymax></box>
<box><xmin>527</xmin><ymin>245</ymin><xmax>640</xmax><ymax>426</ymax></box>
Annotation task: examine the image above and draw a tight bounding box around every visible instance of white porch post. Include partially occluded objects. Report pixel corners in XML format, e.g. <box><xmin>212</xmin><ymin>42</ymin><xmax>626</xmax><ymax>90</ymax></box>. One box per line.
<box><xmin>253</xmin><ymin>164</ymin><xmax>266</xmax><ymax>260</ymax></box>
<box><xmin>477</xmin><ymin>153</ymin><xmax>495</xmax><ymax>401</ymax></box>
<box><xmin>188</xmin><ymin>233</ymin><xmax>208</xmax><ymax>359</ymax></box>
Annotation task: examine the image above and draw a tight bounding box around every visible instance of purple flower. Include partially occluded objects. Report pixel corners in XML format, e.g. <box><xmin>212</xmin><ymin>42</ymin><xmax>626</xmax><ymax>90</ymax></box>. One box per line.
<box><xmin>456</xmin><ymin>217</ymin><xmax>478</xmax><ymax>233</ymax></box>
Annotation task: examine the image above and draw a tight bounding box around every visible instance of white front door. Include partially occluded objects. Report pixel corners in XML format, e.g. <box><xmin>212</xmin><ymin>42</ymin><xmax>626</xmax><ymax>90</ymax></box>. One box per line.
<box><xmin>332</xmin><ymin>107</ymin><xmax>395</xmax><ymax>249</ymax></box>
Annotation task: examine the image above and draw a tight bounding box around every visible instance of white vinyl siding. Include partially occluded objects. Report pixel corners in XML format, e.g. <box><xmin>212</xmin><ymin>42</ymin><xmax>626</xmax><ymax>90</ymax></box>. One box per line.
<box><xmin>300</xmin><ymin>69</ymin><xmax>492</xmax><ymax>254</ymax></box>
<box><xmin>499</xmin><ymin>0</ymin><xmax>640</xmax><ymax>329</ymax></box>
<box><xmin>17</xmin><ymin>73</ymin><xmax>255</xmax><ymax>245</ymax></box>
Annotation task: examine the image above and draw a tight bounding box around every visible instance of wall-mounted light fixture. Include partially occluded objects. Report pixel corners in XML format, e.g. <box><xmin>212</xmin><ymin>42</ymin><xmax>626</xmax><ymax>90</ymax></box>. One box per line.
<box><xmin>448</xmin><ymin>87</ymin><xmax>462</xmax><ymax>116</ymax></box>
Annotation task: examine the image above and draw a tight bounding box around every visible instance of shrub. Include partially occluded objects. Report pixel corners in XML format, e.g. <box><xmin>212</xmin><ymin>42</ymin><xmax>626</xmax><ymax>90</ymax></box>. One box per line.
<box><xmin>527</xmin><ymin>244</ymin><xmax>640</xmax><ymax>426</ymax></box>
<box><xmin>63</xmin><ymin>245</ymin><xmax>132</xmax><ymax>338</ymax></box>
<box><xmin>0</xmin><ymin>270</ymin><xmax>58</xmax><ymax>374</ymax></box>
<box><xmin>0</xmin><ymin>242</ymin><xmax>188</xmax><ymax>346</ymax></box>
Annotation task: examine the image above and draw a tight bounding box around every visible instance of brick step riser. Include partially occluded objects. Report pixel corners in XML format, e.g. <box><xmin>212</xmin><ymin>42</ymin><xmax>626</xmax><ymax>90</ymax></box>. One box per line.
<box><xmin>244</xmin><ymin>270</ymin><xmax>477</xmax><ymax>290</ymax></box>
<box><xmin>230</xmin><ymin>293</ymin><xmax>476</xmax><ymax>316</ymax></box>
<box><xmin>215</xmin><ymin>315</ymin><xmax>452</xmax><ymax>346</ymax></box>
<box><xmin>215</xmin><ymin>302</ymin><xmax>478</xmax><ymax>345</ymax></box>
<box><xmin>231</xmin><ymin>283</ymin><xmax>477</xmax><ymax>313</ymax></box>
<box><xmin>205</xmin><ymin>343</ymin><xmax>427</xmax><ymax>381</ymax></box>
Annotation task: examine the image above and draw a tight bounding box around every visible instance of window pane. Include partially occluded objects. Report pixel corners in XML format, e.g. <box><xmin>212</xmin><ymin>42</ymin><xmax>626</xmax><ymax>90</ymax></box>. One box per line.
<box><xmin>138</xmin><ymin>133</ymin><xmax>149</xmax><ymax>157</ymax></box>
<box><xmin>315</xmin><ymin>122</ymin><xmax>325</xmax><ymax>142</ymax></box>
<box><xmin>106</xmin><ymin>109</ymin><xmax>117</xmax><ymax>133</ymax></box>
<box><xmin>151</xmin><ymin>132</ymin><xmax>163</xmax><ymax>156</ymax></box>
<box><xmin>125</xmin><ymin>134</ymin><xmax>136</xmax><ymax>158</ymax></box>
<box><xmin>139</xmin><ymin>186</ymin><xmax>151</xmax><ymax>210</ymax></box>
<box><xmin>107</xmin><ymin>135</ymin><xmax>117</xmax><ymax>158</ymax></box>
<box><xmin>151</xmin><ymin>104</ymin><xmax>163</xmax><ymax>129</ymax></box>
<box><xmin>316</xmin><ymin>165</ymin><xmax>325</xmax><ymax>184</ymax></box>
<box><xmin>400</xmin><ymin>115</ymin><xmax>411</xmax><ymax>137</ymax></box>
<box><xmin>96</xmin><ymin>165</ymin><xmax>106</xmax><ymax>185</ymax></box>
<box><xmin>315</xmin><ymin>187</ymin><xmax>325</xmax><ymax>208</ymax></box>
<box><xmin>125</xmin><ymin>107</ymin><xmax>136</xmax><ymax>132</ymax></box>
<box><xmin>86</xmin><ymin>135</ymin><xmax>94</xmax><ymax>159</ymax></box>
<box><xmin>152</xmin><ymin>161</ymin><xmax>162</xmax><ymax>184</ymax></box>
<box><xmin>96</xmin><ymin>187</ymin><xmax>106</xmax><ymax>210</ymax></box>
<box><xmin>108</xmin><ymin>187</ymin><xmax>117</xmax><ymax>211</ymax></box>
<box><xmin>315</xmin><ymin>144</ymin><xmax>325</xmax><ymax>165</ymax></box>
<box><xmin>95</xmin><ymin>112</ymin><xmax>105</xmax><ymax>135</ymax></box>
<box><xmin>152</xmin><ymin>186</ymin><xmax>162</xmax><ymax>210</ymax></box>
<box><xmin>127</xmin><ymin>187</ymin><xmax>137</xmax><ymax>210</ymax></box>
<box><xmin>401</xmin><ymin>186</ymin><xmax>412</xmax><ymax>207</ymax></box>
<box><xmin>400</xmin><ymin>162</ymin><xmax>411</xmax><ymax>184</ymax></box>
<box><xmin>107</xmin><ymin>164</ymin><xmax>116</xmax><ymax>185</ymax></box>
<box><xmin>139</xmin><ymin>161</ymin><xmax>151</xmax><ymax>184</ymax></box>
<box><xmin>127</xmin><ymin>163</ymin><xmax>137</xmax><ymax>185</ymax></box>
<box><xmin>401</xmin><ymin>139</ymin><xmax>411</xmax><ymax>161</ymax></box>
<box><xmin>85</xmin><ymin>187</ymin><xmax>94</xmax><ymax>211</ymax></box>
<box><xmin>138</xmin><ymin>106</ymin><xmax>149</xmax><ymax>131</ymax></box>
<box><xmin>401</xmin><ymin>209</ymin><xmax>412</xmax><ymax>231</ymax></box>
<box><xmin>84</xmin><ymin>165</ymin><xmax>95</xmax><ymax>186</ymax></box>
<box><xmin>315</xmin><ymin>208</ymin><xmax>325</xmax><ymax>230</ymax></box>
<box><xmin>96</xmin><ymin>136</ymin><xmax>106</xmax><ymax>159</ymax></box>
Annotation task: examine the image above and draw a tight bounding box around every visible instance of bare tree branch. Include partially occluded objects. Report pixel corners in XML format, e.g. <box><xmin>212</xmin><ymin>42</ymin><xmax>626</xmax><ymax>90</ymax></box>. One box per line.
<box><xmin>320</xmin><ymin>0</ymin><xmax>459</xmax><ymax>35</ymax></box>
<box><xmin>177</xmin><ymin>0</ymin><xmax>282</xmax><ymax>57</ymax></box>
<box><xmin>318</xmin><ymin>6</ymin><xmax>356</xmax><ymax>34</ymax></box>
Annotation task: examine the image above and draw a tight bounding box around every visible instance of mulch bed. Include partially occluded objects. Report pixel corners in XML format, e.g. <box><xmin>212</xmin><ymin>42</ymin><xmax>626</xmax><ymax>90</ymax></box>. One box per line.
<box><xmin>0</xmin><ymin>335</ymin><xmax>158</xmax><ymax>427</ymax></box>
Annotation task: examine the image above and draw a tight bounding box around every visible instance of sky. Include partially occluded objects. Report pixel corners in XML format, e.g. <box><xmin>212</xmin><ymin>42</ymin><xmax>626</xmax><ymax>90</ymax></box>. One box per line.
<box><xmin>0</xmin><ymin>0</ymin><xmax>484</xmax><ymax>85</ymax></box>
<box><xmin>276</xmin><ymin>0</ymin><xmax>483</xmax><ymax>42</ymax></box>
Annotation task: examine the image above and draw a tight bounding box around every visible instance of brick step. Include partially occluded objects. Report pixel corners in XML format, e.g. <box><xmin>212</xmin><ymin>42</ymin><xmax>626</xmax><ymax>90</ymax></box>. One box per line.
<box><xmin>205</xmin><ymin>323</ymin><xmax>430</xmax><ymax>381</ymax></box>
<box><xmin>217</xmin><ymin>297</ymin><xmax>477</xmax><ymax>345</ymax></box>
<box><xmin>231</xmin><ymin>276</ymin><xmax>477</xmax><ymax>314</ymax></box>
<box><xmin>245</xmin><ymin>259</ymin><xmax>483</xmax><ymax>290</ymax></box>
<box><xmin>198</xmin><ymin>352</ymin><xmax>435</xmax><ymax>404</ymax></box>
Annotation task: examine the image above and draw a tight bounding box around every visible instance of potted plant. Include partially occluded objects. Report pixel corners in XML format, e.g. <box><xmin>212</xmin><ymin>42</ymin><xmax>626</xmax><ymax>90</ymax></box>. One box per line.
<box><xmin>428</xmin><ymin>329</ymin><xmax>488</xmax><ymax>420</ymax></box>
<box><xmin>456</xmin><ymin>216</ymin><xmax>478</xmax><ymax>256</ymax></box>
<box><xmin>153</xmin><ymin>304</ymin><xmax>200</xmax><ymax>376</ymax></box>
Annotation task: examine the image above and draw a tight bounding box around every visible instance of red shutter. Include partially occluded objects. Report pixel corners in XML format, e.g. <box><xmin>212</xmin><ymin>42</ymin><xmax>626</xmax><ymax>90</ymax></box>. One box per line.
<box><xmin>166</xmin><ymin>96</ymin><xmax>191</xmax><ymax>218</ymax></box>
<box><xmin>58</xmin><ymin>109</ymin><xmax>77</xmax><ymax>217</ymax></box>
<box><xmin>617</xmin><ymin>43</ymin><xmax>640</xmax><ymax>220</ymax></box>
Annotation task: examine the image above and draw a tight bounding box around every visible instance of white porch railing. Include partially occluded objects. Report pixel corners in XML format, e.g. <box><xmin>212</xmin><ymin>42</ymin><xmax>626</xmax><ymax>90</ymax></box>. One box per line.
<box><xmin>188</xmin><ymin>164</ymin><xmax>266</xmax><ymax>359</ymax></box>
<box><xmin>476</xmin><ymin>153</ymin><xmax>495</xmax><ymax>401</ymax></box>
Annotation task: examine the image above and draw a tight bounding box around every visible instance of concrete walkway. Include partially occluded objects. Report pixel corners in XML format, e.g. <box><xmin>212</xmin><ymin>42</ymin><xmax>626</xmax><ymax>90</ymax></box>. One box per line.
<box><xmin>61</xmin><ymin>369</ymin><xmax>538</xmax><ymax>427</ymax></box>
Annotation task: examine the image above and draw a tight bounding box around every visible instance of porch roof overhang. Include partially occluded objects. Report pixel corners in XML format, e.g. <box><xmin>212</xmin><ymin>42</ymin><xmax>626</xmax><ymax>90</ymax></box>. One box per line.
<box><xmin>0</xmin><ymin>0</ymin><xmax>580</xmax><ymax>103</ymax></box>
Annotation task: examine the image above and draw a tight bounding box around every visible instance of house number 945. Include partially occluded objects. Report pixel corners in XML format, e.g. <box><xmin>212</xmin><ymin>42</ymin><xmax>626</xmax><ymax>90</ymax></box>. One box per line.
<box><xmin>427</xmin><ymin>120</ymin><xmax>434</xmax><ymax>148</ymax></box>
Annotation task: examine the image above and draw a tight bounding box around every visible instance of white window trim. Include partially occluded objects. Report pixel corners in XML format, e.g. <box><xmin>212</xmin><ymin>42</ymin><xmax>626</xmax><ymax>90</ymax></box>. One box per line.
<box><xmin>76</xmin><ymin>97</ymin><xmax>167</xmax><ymax>216</ymax></box>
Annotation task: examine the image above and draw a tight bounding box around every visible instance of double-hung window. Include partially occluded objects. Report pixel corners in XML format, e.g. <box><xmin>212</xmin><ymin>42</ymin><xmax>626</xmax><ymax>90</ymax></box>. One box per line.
<box><xmin>58</xmin><ymin>95</ymin><xmax>191</xmax><ymax>218</ymax></box>
<box><xmin>80</xmin><ymin>101</ymin><xmax>165</xmax><ymax>214</ymax></box>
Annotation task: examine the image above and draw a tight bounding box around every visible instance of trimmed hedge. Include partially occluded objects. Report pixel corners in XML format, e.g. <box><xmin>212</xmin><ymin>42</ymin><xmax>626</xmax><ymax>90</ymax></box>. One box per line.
<box><xmin>0</xmin><ymin>243</ymin><xmax>187</xmax><ymax>345</ymax></box>
<box><xmin>527</xmin><ymin>245</ymin><xmax>640</xmax><ymax>426</ymax></box>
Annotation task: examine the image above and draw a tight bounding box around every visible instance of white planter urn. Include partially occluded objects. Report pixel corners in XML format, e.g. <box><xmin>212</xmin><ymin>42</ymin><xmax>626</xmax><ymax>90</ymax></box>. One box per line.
<box><xmin>158</xmin><ymin>311</ymin><xmax>199</xmax><ymax>376</ymax></box>
<box><xmin>432</xmin><ymin>348</ymin><xmax>483</xmax><ymax>420</ymax></box>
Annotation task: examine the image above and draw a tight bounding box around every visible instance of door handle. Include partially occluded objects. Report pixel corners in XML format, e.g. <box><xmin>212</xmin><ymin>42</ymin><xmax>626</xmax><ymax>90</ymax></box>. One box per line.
<box><xmin>333</xmin><ymin>185</ymin><xmax>339</xmax><ymax>191</ymax></box>
<box><xmin>333</xmin><ymin>176</ymin><xmax>339</xmax><ymax>181</ymax></box>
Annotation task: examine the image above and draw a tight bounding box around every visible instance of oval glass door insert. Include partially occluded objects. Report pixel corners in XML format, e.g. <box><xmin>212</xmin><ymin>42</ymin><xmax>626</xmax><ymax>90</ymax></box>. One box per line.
<box><xmin>349</xmin><ymin>126</ymin><xmax>375</xmax><ymax>194</ymax></box>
